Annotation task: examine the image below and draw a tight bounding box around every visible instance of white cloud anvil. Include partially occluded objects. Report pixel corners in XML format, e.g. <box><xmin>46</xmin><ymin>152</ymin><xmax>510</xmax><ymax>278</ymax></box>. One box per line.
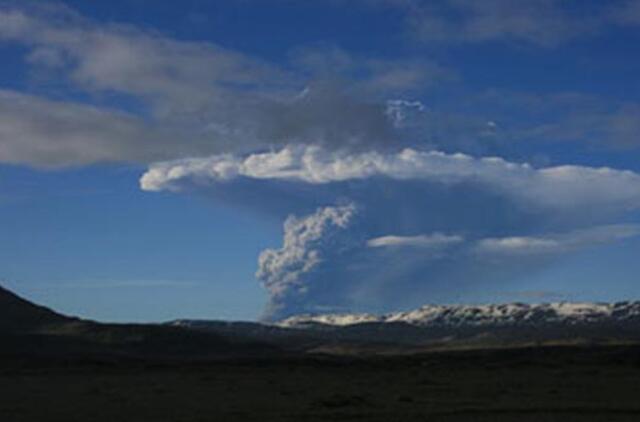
<box><xmin>140</xmin><ymin>145</ymin><xmax>640</xmax><ymax>213</ymax></box>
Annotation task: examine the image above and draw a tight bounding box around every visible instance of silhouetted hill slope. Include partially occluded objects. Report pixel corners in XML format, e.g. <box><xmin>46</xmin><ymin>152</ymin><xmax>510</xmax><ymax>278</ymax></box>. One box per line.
<box><xmin>0</xmin><ymin>284</ymin><xmax>279</xmax><ymax>360</ymax></box>
<box><xmin>0</xmin><ymin>285</ymin><xmax>71</xmax><ymax>333</ymax></box>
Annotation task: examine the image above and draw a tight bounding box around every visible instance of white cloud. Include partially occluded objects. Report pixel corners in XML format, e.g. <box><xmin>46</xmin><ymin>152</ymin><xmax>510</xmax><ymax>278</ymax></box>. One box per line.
<box><xmin>1</xmin><ymin>4</ymin><xmax>433</xmax><ymax>167</ymax></box>
<box><xmin>367</xmin><ymin>233</ymin><xmax>463</xmax><ymax>248</ymax></box>
<box><xmin>476</xmin><ymin>224</ymin><xmax>640</xmax><ymax>256</ymax></box>
<box><xmin>0</xmin><ymin>4</ymin><xmax>288</xmax><ymax>115</ymax></box>
<box><xmin>0</xmin><ymin>89</ymin><xmax>198</xmax><ymax>167</ymax></box>
<box><xmin>140</xmin><ymin>145</ymin><xmax>640</xmax><ymax>213</ymax></box>
<box><xmin>476</xmin><ymin>236</ymin><xmax>562</xmax><ymax>255</ymax></box>
<box><xmin>385</xmin><ymin>99</ymin><xmax>426</xmax><ymax>127</ymax></box>
<box><xmin>0</xmin><ymin>2</ymin><xmax>637</xmax><ymax>171</ymax></box>
<box><xmin>0</xmin><ymin>4</ymin><xmax>290</xmax><ymax>166</ymax></box>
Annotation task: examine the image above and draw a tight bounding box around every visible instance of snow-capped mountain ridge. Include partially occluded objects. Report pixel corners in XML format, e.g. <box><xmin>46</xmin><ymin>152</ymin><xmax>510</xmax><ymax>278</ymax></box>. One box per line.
<box><xmin>168</xmin><ymin>301</ymin><xmax>640</xmax><ymax>350</ymax></box>
<box><xmin>278</xmin><ymin>301</ymin><xmax>640</xmax><ymax>328</ymax></box>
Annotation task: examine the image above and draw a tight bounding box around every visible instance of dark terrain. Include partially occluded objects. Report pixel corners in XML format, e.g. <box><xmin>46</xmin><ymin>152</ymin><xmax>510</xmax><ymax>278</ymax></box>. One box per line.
<box><xmin>2</xmin><ymin>285</ymin><xmax>640</xmax><ymax>421</ymax></box>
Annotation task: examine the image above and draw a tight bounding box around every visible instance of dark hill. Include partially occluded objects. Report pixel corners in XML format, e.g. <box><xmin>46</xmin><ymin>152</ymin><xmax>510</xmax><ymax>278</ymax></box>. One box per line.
<box><xmin>0</xmin><ymin>285</ymin><xmax>71</xmax><ymax>333</ymax></box>
<box><xmin>0</xmin><ymin>284</ymin><xmax>279</xmax><ymax>360</ymax></box>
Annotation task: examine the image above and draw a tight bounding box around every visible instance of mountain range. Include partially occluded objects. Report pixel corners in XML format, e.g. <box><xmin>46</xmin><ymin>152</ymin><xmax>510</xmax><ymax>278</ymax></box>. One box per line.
<box><xmin>171</xmin><ymin>301</ymin><xmax>640</xmax><ymax>353</ymax></box>
<box><xmin>3</xmin><ymin>283</ymin><xmax>640</xmax><ymax>357</ymax></box>
<box><xmin>278</xmin><ymin>301</ymin><xmax>640</xmax><ymax>328</ymax></box>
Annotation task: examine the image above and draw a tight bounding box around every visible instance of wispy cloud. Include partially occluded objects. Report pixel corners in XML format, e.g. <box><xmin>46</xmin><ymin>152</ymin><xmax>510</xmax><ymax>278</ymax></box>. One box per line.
<box><xmin>475</xmin><ymin>224</ymin><xmax>640</xmax><ymax>256</ymax></box>
<box><xmin>367</xmin><ymin>233</ymin><xmax>463</xmax><ymax>248</ymax></box>
<box><xmin>0</xmin><ymin>89</ymin><xmax>199</xmax><ymax>167</ymax></box>
<box><xmin>367</xmin><ymin>0</ymin><xmax>640</xmax><ymax>46</ymax></box>
<box><xmin>0</xmin><ymin>3</ymin><xmax>451</xmax><ymax>167</ymax></box>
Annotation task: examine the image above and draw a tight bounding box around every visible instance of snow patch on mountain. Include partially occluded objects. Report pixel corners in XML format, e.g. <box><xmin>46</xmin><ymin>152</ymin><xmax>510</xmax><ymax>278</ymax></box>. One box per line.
<box><xmin>278</xmin><ymin>301</ymin><xmax>640</xmax><ymax>328</ymax></box>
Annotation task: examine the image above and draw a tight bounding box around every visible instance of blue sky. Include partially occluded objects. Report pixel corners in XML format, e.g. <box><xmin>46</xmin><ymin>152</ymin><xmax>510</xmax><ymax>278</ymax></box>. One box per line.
<box><xmin>0</xmin><ymin>0</ymin><xmax>639</xmax><ymax>322</ymax></box>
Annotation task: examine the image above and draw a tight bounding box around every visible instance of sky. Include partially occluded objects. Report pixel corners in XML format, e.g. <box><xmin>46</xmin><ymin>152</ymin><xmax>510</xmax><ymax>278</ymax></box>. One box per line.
<box><xmin>1</xmin><ymin>0</ymin><xmax>640</xmax><ymax>322</ymax></box>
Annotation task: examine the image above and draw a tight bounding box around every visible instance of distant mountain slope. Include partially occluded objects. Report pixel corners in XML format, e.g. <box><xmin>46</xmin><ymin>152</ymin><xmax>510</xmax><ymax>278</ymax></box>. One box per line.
<box><xmin>0</xmin><ymin>285</ymin><xmax>71</xmax><ymax>333</ymax></box>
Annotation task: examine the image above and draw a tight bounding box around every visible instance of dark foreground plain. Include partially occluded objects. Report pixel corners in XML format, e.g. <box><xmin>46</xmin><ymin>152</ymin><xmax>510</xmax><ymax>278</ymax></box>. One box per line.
<box><xmin>2</xmin><ymin>345</ymin><xmax>640</xmax><ymax>422</ymax></box>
